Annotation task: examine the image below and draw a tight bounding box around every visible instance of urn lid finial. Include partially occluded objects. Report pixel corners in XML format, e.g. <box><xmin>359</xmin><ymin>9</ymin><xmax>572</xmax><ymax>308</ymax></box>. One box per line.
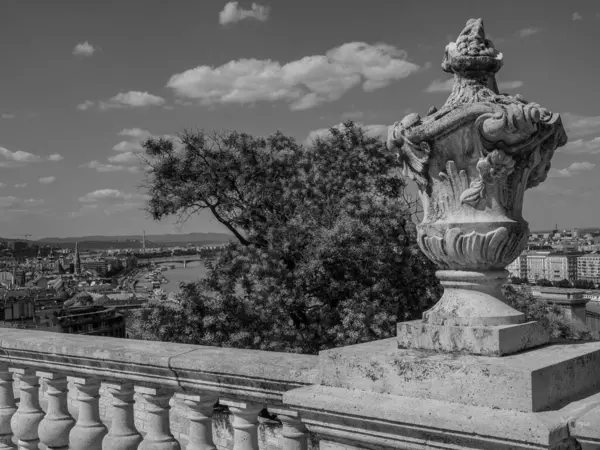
<box><xmin>442</xmin><ymin>18</ymin><xmax>503</xmax><ymax>76</ymax></box>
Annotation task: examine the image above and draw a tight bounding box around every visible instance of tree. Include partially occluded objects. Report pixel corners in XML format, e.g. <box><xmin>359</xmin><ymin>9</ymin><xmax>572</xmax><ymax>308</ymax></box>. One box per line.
<box><xmin>503</xmin><ymin>285</ymin><xmax>592</xmax><ymax>340</ymax></box>
<box><xmin>131</xmin><ymin>123</ymin><xmax>442</xmax><ymax>353</ymax></box>
<box><xmin>574</xmin><ymin>279</ymin><xmax>595</xmax><ymax>290</ymax></box>
<box><xmin>536</xmin><ymin>278</ymin><xmax>553</xmax><ymax>287</ymax></box>
<box><xmin>553</xmin><ymin>279</ymin><xmax>572</xmax><ymax>288</ymax></box>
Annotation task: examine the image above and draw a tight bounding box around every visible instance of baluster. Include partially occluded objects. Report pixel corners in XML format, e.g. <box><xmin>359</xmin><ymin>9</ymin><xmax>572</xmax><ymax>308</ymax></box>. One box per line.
<box><xmin>221</xmin><ymin>399</ymin><xmax>263</xmax><ymax>450</ymax></box>
<box><xmin>37</xmin><ymin>372</ymin><xmax>75</xmax><ymax>450</ymax></box>
<box><xmin>9</xmin><ymin>368</ymin><xmax>44</xmax><ymax>450</ymax></box>
<box><xmin>136</xmin><ymin>386</ymin><xmax>180</xmax><ymax>450</ymax></box>
<box><xmin>181</xmin><ymin>393</ymin><xmax>218</xmax><ymax>450</ymax></box>
<box><xmin>0</xmin><ymin>365</ymin><xmax>16</xmax><ymax>449</ymax></box>
<box><xmin>68</xmin><ymin>377</ymin><xmax>107</xmax><ymax>450</ymax></box>
<box><xmin>102</xmin><ymin>382</ymin><xmax>142</xmax><ymax>450</ymax></box>
<box><xmin>269</xmin><ymin>408</ymin><xmax>308</xmax><ymax>450</ymax></box>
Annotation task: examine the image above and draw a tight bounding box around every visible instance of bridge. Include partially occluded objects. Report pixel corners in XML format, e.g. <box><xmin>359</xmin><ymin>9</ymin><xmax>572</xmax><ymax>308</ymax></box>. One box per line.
<box><xmin>137</xmin><ymin>255</ymin><xmax>208</xmax><ymax>268</ymax></box>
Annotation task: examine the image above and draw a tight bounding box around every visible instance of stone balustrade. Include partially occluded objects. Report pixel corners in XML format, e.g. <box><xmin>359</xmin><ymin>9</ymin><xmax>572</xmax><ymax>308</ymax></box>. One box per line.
<box><xmin>0</xmin><ymin>328</ymin><xmax>318</xmax><ymax>450</ymax></box>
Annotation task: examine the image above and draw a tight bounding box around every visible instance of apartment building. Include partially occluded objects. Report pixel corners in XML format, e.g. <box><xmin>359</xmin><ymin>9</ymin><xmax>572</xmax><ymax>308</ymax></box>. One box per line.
<box><xmin>577</xmin><ymin>253</ymin><xmax>600</xmax><ymax>284</ymax></box>
<box><xmin>507</xmin><ymin>255</ymin><xmax>527</xmax><ymax>279</ymax></box>
<box><xmin>545</xmin><ymin>252</ymin><xmax>580</xmax><ymax>282</ymax></box>
<box><xmin>526</xmin><ymin>251</ymin><xmax>552</xmax><ymax>282</ymax></box>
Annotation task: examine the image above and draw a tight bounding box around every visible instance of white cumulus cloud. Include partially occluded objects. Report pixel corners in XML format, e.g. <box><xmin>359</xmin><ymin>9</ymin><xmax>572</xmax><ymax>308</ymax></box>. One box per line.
<box><xmin>167</xmin><ymin>42</ymin><xmax>420</xmax><ymax>110</ymax></box>
<box><xmin>38</xmin><ymin>176</ymin><xmax>56</xmax><ymax>184</ymax></box>
<box><xmin>78</xmin><ymin>92</ymin><xmax>166</xmax><ymax>111</ymax></box>
<box><xmin>516</xmin><ymin>27</ymin><xmax>540</xmax><ymax>38</ymax></box>
<box><xmin>548</xmin><ymin>161</ymin><xmax>596</xmax><ymax>178</ymax></box>
<box><xmin>108</xmin><ymin>152</ymin><xmax>140</xmax><ymax>164</ymax></box>
<box><xmin>572</xmin><ymin>12</ymin><xmax>583</xmax><ymax>20</ymax></box>
<box><xmin>76</xmin><ymin>100</ymin><xmax>95</xmax><ymax>111</ymax></box>
<box><xmin>48</xmin><ymin>154</ymin><xmax>64</xmax><ymax>161</ymax></box>
<box><xmin>219</xmin><ymin>2</ymin><xmax>269</xmax><ymax>25</ymax></box>
<box><xmin>14</xmin><ymin>183</ymin><xmax>27</xmax><ymax>188</ymax></box>
<box><xmin>1</xmin><ymin>113</ymin><xmax>15</xmax><ymax>119</ymax></box>
<box><xmin>79</xmin><ymin>161</ymin><xmax>139</xmax><ymax>173</ymax></box>
<box><xmin>560</xmin><ymin>137</ymin><xmax>600</xmax><ymax>154</ymax></box>
<box><xmin>74</xmin><ymin>189</ymin><xmax>149</xmax><ymax>216</ymax></box>
<box><xmin>118</xmin><ymin>128</ymin><xmax>152</xmax><ymax>139</ymax></box>
<box><xmin>113</xmin><ymin>141</ymin><xmax>144</xmax><ymax>152</ymax></box>
<box><xmin>562</xmin><ymin>113</ymin><xmax>600</xmax><ymax>139</ymax></box>
<box><xmin>73</xmin><ymin>41</ymin><xmax>97</xmax><ymax>57</ymax></box>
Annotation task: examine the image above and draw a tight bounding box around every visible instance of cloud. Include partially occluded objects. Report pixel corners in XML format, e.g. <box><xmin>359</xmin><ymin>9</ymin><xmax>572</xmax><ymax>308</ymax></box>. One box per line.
<box><xmin>38</xmin><ymin>176</ymin><xmax>56</xmax><ymax>184</ymax></box>
<box><xmin>48</xmin><ymin>153</ymin><xmax>64</xmax><ymax>161</ymax></box>
<box><xmin>167</xmin><ymin>42</ymin><xmax>420</xmax><ymax>110</ymax></box>
<box><xmin>108</xmin><ymin>152</ymin><xmax>140</xmax><ymax>164</ymax></box>
<box><xmin>425</xmin><ymin>79</ymin><xmax>524</xmax><ymax>93</ymax></box>
<box><xmin>0</xmin><ymin>197</ymin><xmax>44</xmax><ymax>209</ymax></box>
<box><xmin>79</xmin><ymin>161</ymin><xmax>139</xmax><ymax>173</ymax></box>
<box><xmin>77</xmin><ymin>100</ymin><xmax>94</xmax><ymax>111</ymax></box>
<box><xmin>572</xmin><ymin>12</ymin><xmax>583</xmax><ymax>21</ymax></box>
<box><xmin>74</xmin><ymin>189</ymin><xmax>150</xmax><ymax>216</ymax></box>
<box><xmin>0</xmin><ymin>147</ymin><xmax>65</xmax><ymax>167</ymax></box>
<box><xmin>548</xmin><ymin>161</ymin><xmax>596</xmax><ymax>178</ymax></box>
<box><xmin>0</xmin><ymin>183</ymin><xmax>5</xmax><ymax>188</ymax></box>
<box><xmin>219</xmin><ymin>2</ymin><xmax>269</xmax><ymax>25</ymax></box>
<box><xmin>561</xmin><ymin>113</ymin><xmax>600</xmax><ymax>139</ymax></box>
<box><xmin>560</xmin><ymin>137</ymin><xmax>600</xmax><ymax>154</ymax></box>
<box><xmin>14</xmin><ymin>183</ymin><xmax>27</xmax><ymax>188</ymax></box>
<box><xmin>78</xmin><ymin>92</ymin><xmax>166</xmax><ymax>111</ymax></box>
<box><xmin>306</xmin><ymin>122</ymin><xmax>388</xmax><ymax>143</ymax></box>
<box><xmin>516</xmin><ymin>27</ymin><xmax>540</xmax><ymax>38</ymax></box>
<box><xmin>118</xmin><ymin>128</ymin><xmax>152</xmax><ymax>139</ymax></box>
<box><xmin>73</xmin><ymin>41</ymin><xmax>97</xmax><ymax>57</ymax></box>
<box><xmin>1</xmin><ymin>113</ymin><xmax>15</xmax><ymax>119</ymax></box>
<box><xmin>112</xmin><ymin>140</ymin><xmax>144</xmax><ymax>152</ymax></box>
<box><xmin>79</xmin><ymin>189</ymin><xmax>148</xmax><ymax>203</ymax></box>
<box><xmin>0</xmin><ymin>146</ymin><xmax>51</xmax><ymax>167</ymax></box>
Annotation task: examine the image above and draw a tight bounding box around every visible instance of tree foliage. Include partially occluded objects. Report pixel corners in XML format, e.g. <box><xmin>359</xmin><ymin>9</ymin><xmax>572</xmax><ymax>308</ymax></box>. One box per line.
<box><xmin>503</xmin><ymin>285</ymin><xmax>592</xmax><ymax>340</ymax></box>
<box><xmin>131</xmin><ymin>123</ymin><xmax>442</xmax><ymax>353</ymax></box>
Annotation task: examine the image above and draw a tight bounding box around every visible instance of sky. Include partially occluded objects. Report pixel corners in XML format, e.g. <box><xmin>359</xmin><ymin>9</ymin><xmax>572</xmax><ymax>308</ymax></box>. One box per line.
<box><xmin>0</xmin><ymin>0</ymin><xmax>599</xmax><ymax>239</ymax></box>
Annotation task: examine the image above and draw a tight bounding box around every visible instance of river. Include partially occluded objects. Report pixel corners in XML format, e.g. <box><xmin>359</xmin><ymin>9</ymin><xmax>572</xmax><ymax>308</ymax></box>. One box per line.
<box><xmin>159</xmin><ymin>261</ymin><xmax>209</xmax><ymax>294</ymax></box>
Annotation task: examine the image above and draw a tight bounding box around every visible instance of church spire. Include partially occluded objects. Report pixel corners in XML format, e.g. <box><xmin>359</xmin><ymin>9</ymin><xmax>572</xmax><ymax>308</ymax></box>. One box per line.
<box><xmin>74</xmin><ymin>242</ymin><xmax>81</xmax><ymax>275</ymax></box>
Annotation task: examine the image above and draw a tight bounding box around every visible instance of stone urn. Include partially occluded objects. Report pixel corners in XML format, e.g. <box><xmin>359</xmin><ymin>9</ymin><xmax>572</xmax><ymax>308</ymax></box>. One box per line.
<box><xmin>388</xmin><ymin>19</ymin><xmax>567</xmax><ymax>354</ymax></box>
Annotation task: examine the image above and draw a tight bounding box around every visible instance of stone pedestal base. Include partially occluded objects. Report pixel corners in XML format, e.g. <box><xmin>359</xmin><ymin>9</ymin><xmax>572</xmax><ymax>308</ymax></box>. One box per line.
<box><xmin>397</xmin><ymin>319</ymin><xmax>549</xmax><ymax>356</ymax></box>
<box><xmin>282</xmin><ymin>338</ymin><xmax>600</xmax><ymax>449</ymax></box>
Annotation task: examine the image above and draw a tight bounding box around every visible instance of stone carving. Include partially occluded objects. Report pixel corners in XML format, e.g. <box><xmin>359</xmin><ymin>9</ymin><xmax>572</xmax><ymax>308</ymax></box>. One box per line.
<box><xmin>388</xmin><ymin>18</ymin><xmax>567</xmax><ymax>331</ymax></box>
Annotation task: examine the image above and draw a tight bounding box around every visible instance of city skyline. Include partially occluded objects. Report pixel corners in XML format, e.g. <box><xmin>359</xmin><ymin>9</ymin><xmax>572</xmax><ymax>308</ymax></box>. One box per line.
<box><xmin>0</xmin><ymin>0</ymin><xmax>599</xmax><ymax>238</ymax></box>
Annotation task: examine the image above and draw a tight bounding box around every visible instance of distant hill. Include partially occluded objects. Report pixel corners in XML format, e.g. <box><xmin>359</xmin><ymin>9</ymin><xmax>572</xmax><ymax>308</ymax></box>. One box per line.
<box><xmin>0</xmin><ymin>233</ymin><xmax>234</xmax><ymax>250</ymax></box>
<box><xmin>37</xmin><ymin>232</ymin><xmax>234</xmax><ymax>244</ymax></box>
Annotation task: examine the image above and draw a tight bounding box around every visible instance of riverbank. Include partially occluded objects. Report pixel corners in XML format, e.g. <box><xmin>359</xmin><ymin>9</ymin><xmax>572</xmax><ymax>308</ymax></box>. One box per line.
<box><xmin>134</xmin><ymin>262</ymin><xmax>208</xmax><ymax>295</ymax></box>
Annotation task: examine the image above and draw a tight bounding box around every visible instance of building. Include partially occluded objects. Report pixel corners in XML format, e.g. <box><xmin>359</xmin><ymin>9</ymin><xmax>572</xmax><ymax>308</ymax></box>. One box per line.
<box><xmin>544</xmin><ymin>252</ymin><xmax>580</xmax><ymax>282</ymax></box>
<box><xmin>57</xmin><ymin>305</ymin><xmax>126</xmax><ymax>338</ymax></box>
<box><xmin>525</xmin><ymin>251</ymin><xmax>552</xmax><ymax>282</ymax></box>
<box><xmin>82</xmin><ymin>259</ymin><xmax>108</xmax><ymax>276</ymax></box>
<box><xmin>8</xmin><ymin>241</ymin><xmax>28</xmax><ymax>251</ymax></box>
<box><xmin>577</xmin><ymin>253</ymin><xmax>600</xmax><ymax>285</ymax></box>
<box><xmin>506</xmin><ymin>254</ymin><xmax>527</xmax><ymax>279</ymax></box>
<box><xmin>0</xmin><ymin>297</ymin><xmax>34</xmax><ymax>322</ymax></box>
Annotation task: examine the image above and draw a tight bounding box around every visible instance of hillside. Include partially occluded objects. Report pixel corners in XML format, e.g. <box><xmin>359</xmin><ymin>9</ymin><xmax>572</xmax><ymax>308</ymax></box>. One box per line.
<box><xmin>1</xmin><ymin>232</ymin><xmax>234</xmax><ymax>250</ymax></box>
<box><xmin>37</xmin><ymin>232</ymin><xmax>234</xmax><ymax>244</ymax></box>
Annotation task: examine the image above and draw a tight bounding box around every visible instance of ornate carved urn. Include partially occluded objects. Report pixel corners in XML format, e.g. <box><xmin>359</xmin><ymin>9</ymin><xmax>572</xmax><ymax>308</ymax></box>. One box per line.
<box><xmin>388</xmin><ymin>19</ymin><xmax>567</xmax><ymax>354</ymax></box>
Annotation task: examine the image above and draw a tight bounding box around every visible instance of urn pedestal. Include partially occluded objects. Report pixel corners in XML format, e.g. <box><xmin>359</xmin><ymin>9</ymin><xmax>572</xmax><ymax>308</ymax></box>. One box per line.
<box><xmin>387</xmin><ymin>18</ymin><xmax>567</xmax><ymax>356</ymax></box>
